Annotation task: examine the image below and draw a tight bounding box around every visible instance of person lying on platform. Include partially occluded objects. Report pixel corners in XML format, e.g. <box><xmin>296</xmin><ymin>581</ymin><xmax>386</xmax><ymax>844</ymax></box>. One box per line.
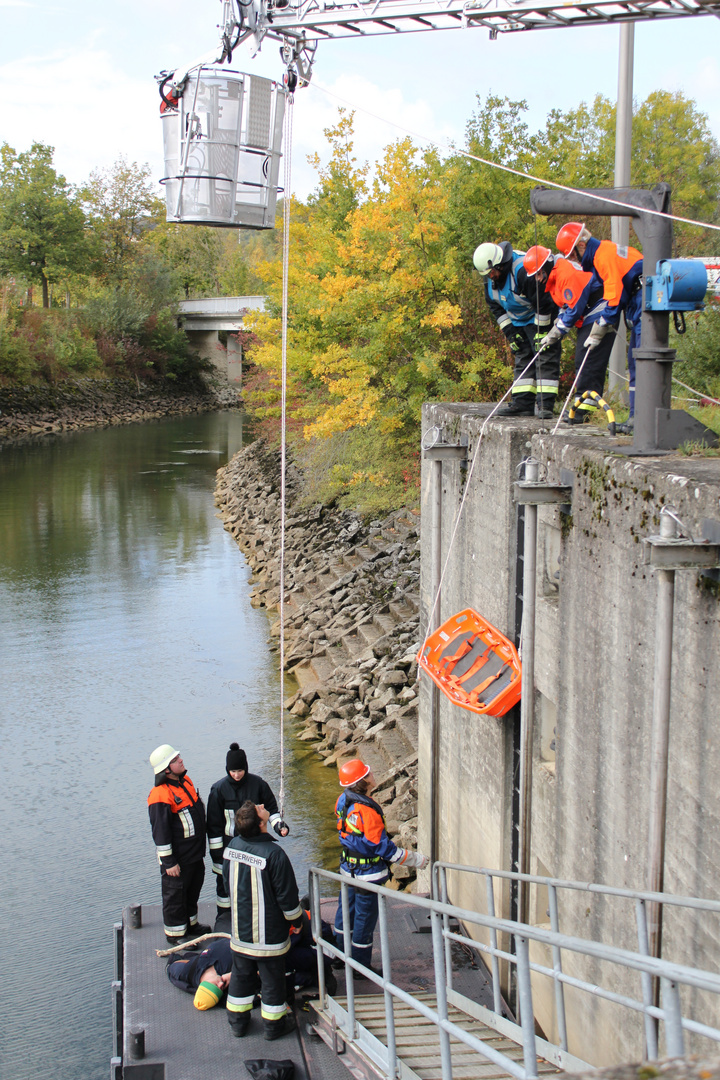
<box><xmin>166</xmin><ymin>938</ymin><xmax>233</xmax><ymax>1010</ymax></box>
<box><xmin>224</xmin><ymin>800</ymin><xmax>303</xmax><ymax>1040</ymax></box>
<box><xmin>207</xmin><ymin>742</ymin><xmax>290</xmax><ymax>918</ymax></box>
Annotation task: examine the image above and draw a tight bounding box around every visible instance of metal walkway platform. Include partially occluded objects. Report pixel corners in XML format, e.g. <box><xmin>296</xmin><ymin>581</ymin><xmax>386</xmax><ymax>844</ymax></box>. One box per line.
<box><xmin>318</xmin><ymin>994</ymin><xmax>560</xmax><ymax>1080</ymax></box>
<box><xmin>113</xmin><ymin>902</ymin><xmax>348</xmax><ymax>1080</ymax></box>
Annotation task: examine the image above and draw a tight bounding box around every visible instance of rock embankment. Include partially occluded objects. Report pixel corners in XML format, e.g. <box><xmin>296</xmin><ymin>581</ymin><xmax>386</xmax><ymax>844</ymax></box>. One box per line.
<box><xmin>215</xmin><ymin>440</ymin><xmax>423</xmax><ymax>885</ymax></box>
<box><xmin>0</xmin><ymin>378</ymin><xmax>237</xmax><ymax>443</ymax></box>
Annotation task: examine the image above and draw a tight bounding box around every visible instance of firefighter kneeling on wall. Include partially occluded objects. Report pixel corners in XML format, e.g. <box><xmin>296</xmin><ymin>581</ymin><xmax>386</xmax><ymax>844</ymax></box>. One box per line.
<box><xmin>334</xmin><ymin>760</ymin><xmax>428</xmax><ymax>975</ymax></box>
<box><xmin>224</xmin><ymin>800</ymin><xmax>303</xmax><ymax>1040</ymax></box>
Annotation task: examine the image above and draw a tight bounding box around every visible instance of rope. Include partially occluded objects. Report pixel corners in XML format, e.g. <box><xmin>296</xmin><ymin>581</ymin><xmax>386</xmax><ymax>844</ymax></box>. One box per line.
<box><xmin>156</xmin><ymin>932</ymin><xmax>230</xmax><ymax>957</ymax></box>
<box><xmin>551</xmin><ymin>345</ymin><xmax>592</xmax><ymax>435</ymax></box>
<box><xmin>311</xmin><ymin>80</ymin><xmax>720</xmax><ymax>236</ymax></box>
<box><xmin>278</xmin><ymin>89</ymin><xmax>295</xmax><ymax>819</ymax></box>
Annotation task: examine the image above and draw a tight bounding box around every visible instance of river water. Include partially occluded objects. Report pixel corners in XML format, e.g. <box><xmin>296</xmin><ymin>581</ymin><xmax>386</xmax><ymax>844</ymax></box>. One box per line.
<box><xmin>0</xmin><ymin>411</ymin><xmax>340</xmax><ymax>1080</ymax></box>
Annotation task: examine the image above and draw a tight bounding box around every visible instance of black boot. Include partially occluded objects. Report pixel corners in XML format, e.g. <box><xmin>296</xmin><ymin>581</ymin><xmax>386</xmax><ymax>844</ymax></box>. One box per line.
<box><xmin>535</xmin><ymin>394</ymin><xmax>555</xmax><ymax>420</ymax></box>
<box><xmin>228</xmin><ymin>1012</ymin><xmax>252</xmax><ymax>1038</ymax></box>
<box><xmin>264</xmin><ymin>1011</ymin><xmax>297</xmax><ymax>1041</ymax></box>
<box><xmin>497</xmin><ymin>397</ymin><xmax>534</xmax><ymax>417</ymax></box>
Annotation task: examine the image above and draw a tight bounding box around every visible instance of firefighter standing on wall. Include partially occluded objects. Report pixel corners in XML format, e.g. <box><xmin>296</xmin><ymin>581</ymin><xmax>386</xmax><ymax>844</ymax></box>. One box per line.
<box><xmin>555</xmin><ymin>222</ymin><xmax>643</xmax><ymax>428</ymax></box>
<box><xmin>473</xmin><ymin>240</ymin><xmax>560</xmax><ymax>419</ymax></box>
<box><xmin>207</xmin><ymin>743</ymin><xmax>289</xmax><ymax>917</ymax></box>
<box><xmin>334</xmin><ymin>759</ymin><xmax>428</xmax><ymax>973</ymax></box>
<box><xmin>223</xmin><ymin>800</ymin><xmax>303</xmax><ymax>1041</ymax></box>
<box><xmin>148</xmin><ymin>745</ymin><xmax>212</xmax><ymax>945</ymax></box>
<box><xmin>525</xmin><ymin>245</ymin><xmax>610</xmax><ymax>423</ymax></box>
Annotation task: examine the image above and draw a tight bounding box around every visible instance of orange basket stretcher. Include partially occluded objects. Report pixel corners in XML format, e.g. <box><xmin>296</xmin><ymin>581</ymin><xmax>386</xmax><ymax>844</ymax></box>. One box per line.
<box><xmin>417</xmin><ymin>608</ymin><xmax>522</xmax><ymax>717</ymax></box>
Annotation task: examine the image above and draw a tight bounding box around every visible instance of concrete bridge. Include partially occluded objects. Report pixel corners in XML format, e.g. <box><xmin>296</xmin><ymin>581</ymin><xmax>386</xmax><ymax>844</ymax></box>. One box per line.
<box><xmin>177</xmin><ymin>296</ymin><xmax>266</xmax><ymax>386</ymax></box>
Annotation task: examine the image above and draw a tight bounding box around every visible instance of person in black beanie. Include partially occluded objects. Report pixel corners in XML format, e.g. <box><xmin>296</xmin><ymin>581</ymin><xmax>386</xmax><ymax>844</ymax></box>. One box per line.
<box><xmin>206</xmin><ymin>743</ymin><xmax>290</xmax><ymax>917</ymax></box>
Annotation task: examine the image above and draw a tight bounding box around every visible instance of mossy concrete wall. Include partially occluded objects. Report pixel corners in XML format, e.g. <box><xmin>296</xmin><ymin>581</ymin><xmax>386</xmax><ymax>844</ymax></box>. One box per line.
<box><xmin>419</xmin><ymin>403</ymin><xmax>720</xmax><ymax>1066</ymax></box>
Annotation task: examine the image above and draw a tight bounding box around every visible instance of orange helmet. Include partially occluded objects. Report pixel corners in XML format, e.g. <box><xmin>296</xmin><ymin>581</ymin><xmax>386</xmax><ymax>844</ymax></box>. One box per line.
<box><xmin>556</xmin><ymin>222</ymin><xmax>585</xmax><ymax>258</ymax></box>
<box><xmin>338</xmin><ymin>759</ymin><xmax>370</xmax><ymax>787</ymax></box>
<box><xmin>524</xmin><ymin>246</ymin><xmax>553</xmax><ymax>276</ymax></box>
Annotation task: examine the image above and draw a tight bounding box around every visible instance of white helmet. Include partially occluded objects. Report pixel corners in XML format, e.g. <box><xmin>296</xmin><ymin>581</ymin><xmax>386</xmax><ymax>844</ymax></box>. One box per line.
<box><xmin>150</xmin><ymin>744</ymin><xmax>180</xmax><ymax>774</ymax></box>
<box><xmin>473</xmin><ymin>242</ymin><xmax>504</xmax><ymax>276</ymax></box>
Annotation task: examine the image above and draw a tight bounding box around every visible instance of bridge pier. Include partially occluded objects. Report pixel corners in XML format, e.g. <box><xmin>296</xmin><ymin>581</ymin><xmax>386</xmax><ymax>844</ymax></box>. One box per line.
<box><xmin>177</xmin><ymin>296</ymin><xmax>265</xmax><ymax>389</ymax></box>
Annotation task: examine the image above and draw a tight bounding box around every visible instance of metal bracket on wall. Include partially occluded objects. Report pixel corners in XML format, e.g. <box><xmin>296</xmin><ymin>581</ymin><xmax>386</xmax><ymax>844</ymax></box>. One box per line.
<box><xmin>642</xmin><ymin>536</ymin><xmax>720</xmax><ymax>571</ymax></box>
<box><xmin>513</xmin><ymin>482</ymin><xmax>573</xmax><ymax>506</ymax></box>
<box><xmin>422</xmin><ymin>441</ymin><xmax>468</xmax><ymax>463</ymax></box>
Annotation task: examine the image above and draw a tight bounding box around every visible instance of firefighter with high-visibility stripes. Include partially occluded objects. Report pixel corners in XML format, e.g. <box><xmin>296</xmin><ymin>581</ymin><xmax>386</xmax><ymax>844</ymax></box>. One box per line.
<box><xmin>207</xmin><ymin>743</ymin><xmax>289</xmax><ymax>917</ymax></box>
<box><xmin>556</xmin><ymin>222</ymin><xmax>643</xmax><ymax>427</ymax></box>
<box><xmin>525</xmin><ymin>245</ymin><xmax>612</xmax><ymax>423</ymax></box>
<box><xmin>223</xmin><ymin>800</ymin><xmax>303</xmax><ymax>1041</ymax></box>
<box><xmin>148</xmin><ymin>745</ymin><xmax>211</xmax><ymax>945</ymax></box>
<box><xmin>334</xmin><ymin>759</ymin><xmax>428</xmax><ymax>973</ymax></box>
<box><xmin>473</xmin><ymin>240</ymin><xmax>560</xmax><ymax>419</ymax></box>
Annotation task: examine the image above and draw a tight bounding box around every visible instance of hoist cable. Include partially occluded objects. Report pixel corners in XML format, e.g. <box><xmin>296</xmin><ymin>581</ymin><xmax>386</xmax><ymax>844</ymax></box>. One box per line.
<box><xmin>278</xmin><ymin>89</ymin><xmax>295</xmax><ymax>818</ymax></box>
<box><xmin>310</xmin><ymin>80</ymin><xmax>720</xmax><ymax>236</ymax></box>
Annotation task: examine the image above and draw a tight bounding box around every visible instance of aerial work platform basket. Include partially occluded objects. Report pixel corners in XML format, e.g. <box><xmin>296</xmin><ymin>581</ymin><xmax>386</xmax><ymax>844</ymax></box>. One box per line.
<box><xmin>418</xmin><ymin>609</ymin><xmax>521</xmax><ymax>716</ymax></box>
<box><xmin>160</xmin><ymin>67</ymin><xmax>286</xmax><ymax>230</ymax></box>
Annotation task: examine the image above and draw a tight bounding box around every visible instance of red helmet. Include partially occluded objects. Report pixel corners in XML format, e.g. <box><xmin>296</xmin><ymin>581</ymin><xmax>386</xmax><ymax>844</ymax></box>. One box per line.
<box><xmin>556</xmin><ymin>222</ymin><xmax>585</xmax><ymax>258</ymax></box>
<box><xmin>338</xmin><ymin>759</ymin><xmax>370</xmax><ymax>787</ymax></box>
<box><xmin>524</xmin><ymin>246</ymin><xmax>553</xmax><ymax>276</ymax></box>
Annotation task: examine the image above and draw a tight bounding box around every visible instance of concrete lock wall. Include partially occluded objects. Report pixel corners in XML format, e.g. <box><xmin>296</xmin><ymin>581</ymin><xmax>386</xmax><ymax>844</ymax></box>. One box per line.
<box><xmin>419</xmin><ymin>403</ymin><xmax>720</xmax><ymax>1066</ymax></box>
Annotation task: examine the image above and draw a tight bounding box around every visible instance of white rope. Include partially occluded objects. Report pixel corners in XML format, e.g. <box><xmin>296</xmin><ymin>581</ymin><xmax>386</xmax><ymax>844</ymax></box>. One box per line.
<box><xmin>421</xmin><ymin>349</ymin><xmax>543</xmax><ymax>650</ymax></box>
<box><xmin>311</xmin><ymin>81</ymin><xmax>720</xmax><ymax>236</ymax></box>
<box><xmin>278</xmin><ymin>90</ymin><xmax>294</xmax><ymax>818</ymax></box>
<box><xmin>551</xmin><ymin>345</ymin><xmax>593</xmax><ymax>436</ymax></box>
<box><xmin>672</xmin><ymin>376</ymin><xmax>720</xmax><ymax>406</ymax></box>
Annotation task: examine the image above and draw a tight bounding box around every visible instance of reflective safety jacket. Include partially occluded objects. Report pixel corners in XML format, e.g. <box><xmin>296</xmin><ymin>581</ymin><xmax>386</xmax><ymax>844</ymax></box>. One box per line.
<box><xmin>223</xmin><ymin>832</ymin><xmax>302</xmax><ymax>957</ymax></box>
<box><xmin>207</xmin><ymin>772</ymin><xmax>282</xmax><ymax>876</ymax></box>
<box><xmin>335</xmin><ymin>788</ymin><xmax>411</xmax><ymax>883</ymax></box>
<box><xmin>485</xmin><ymin>246</ymin><xmax>557</xmax><ymax>332</ymax></box>
<box><xmin>148</xmin><ymin>772</ymin><xmax>206</xmax><ymax>870</ymax></box>
<box><xmin>581</xmin><ymin>238</ymin><xmax>643</xmax><ymax>323</ymax></box>
<box><xmin>546</xmin><ymin>257</ymin><xmax>607</xmax><ymax>335</ymax></box>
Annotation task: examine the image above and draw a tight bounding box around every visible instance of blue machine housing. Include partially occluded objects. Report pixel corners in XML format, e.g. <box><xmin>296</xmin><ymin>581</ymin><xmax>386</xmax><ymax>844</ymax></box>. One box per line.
<box><xmin>644</xmin><ymin>259</ymin><xmax>707</xmax><ymax>312</ymax></box>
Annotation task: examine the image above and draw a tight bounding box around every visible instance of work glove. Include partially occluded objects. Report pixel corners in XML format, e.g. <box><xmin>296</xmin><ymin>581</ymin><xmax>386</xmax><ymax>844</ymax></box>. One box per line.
<box><xmin>273</xmin><ymin>819</ymin><xmax>290</xmax><ymax>837</ymax></box>
<box><xmin>505</xmin><ymin>328</ymin><xmax>526</xmax><ymax>354</ymax></box>
<box><xmin>537</xmin><ymin>324</ymin><xmax>563</xmax><ymax>351</ymax></box>
<box><xmin>585</xmin><ymin>321</ymin><xmax>613</xmax><ymax>351</ymax></box>
<box><xmin>402</xmin><ymin>850</ymin><xmax>429</xmax><ymax>870</ymax></box>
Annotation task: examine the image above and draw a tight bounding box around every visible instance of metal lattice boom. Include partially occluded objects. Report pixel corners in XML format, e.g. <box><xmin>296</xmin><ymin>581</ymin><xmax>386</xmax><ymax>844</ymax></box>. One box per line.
<box><xmin>262</xmin><ymin>0</ymin><xmax>720</xmax><ymax>43</ymax></box>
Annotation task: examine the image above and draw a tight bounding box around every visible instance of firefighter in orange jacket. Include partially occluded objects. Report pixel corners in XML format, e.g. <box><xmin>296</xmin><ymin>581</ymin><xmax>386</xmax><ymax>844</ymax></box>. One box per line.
<box><xmin>556</xmin><ymin>222</ymin><xmax>643</xmax><ymax>426</ymax></box>
<box><xmin>334</xmin><ymin>759</ymin><xmax>428</xmax><ymax>972</ymax></box>
<box><xmin>526</xmin><ymin>246</ymin><xmax>613</xmax><ymax>422</ymax></box>
<box><xmin>148</xmin><ymin>744</ymin><xmax>211</xmax><ymax>945</ymax></box>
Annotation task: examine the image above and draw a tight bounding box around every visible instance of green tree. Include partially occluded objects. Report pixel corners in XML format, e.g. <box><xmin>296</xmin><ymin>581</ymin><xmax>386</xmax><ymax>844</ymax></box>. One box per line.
<box><xmin>143</xmin><ymin>222</ymin><xmax>223</xmax><ymax>298</ymax></box>
<box><xmin>0</xmin><ymin>142</ymin><xmax>88</xmax><ymax>308</ymax></box>
<box><xmin>83</xmin><ymin>157</ymin><xmax>164</xmax><ymax>281</ymax></box>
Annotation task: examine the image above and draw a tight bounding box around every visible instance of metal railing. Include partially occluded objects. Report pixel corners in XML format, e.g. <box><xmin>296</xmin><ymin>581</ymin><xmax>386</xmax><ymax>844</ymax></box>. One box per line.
<box><xmin>308</xmin><ymin>865</ymin><xmax>720</xmax><ymax>1080</ymax></box>
<box><xmin>434</xmin><ymin>863</ymin><xmax>720</xmax><ymax>1063</ymax></box>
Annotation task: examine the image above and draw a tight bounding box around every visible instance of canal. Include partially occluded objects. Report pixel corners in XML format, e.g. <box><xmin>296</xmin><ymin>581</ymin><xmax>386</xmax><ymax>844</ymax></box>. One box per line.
<box><xmin>0</xmin><ymin>411</ymin><xmax>340</xmax><ymax>1080</ymax></box>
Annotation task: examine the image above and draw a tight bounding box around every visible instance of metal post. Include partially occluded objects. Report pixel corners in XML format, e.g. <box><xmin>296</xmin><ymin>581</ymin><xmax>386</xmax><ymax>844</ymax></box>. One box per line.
<box><xmin>431</xmin><ymin>905</ymin><xmax>454</xmax><ymax>1080</ymax></box>
<box><xmin>518</xmin><ymin>459</ymin><xmax>539</xmax><ymax>924</ymax></box>
<box><xmin>377</xmin><ymin>896</ymin><xmax>397</xmax><ymax>1080</ymax></box>
<box><xmin>547</xmin><ymin>885</ymin><xmax>568</xmax><ymax>1051</ymax></box>
<box><xmin>661</xmin><ymin>977</ymin><xmax>685</xmax><ymax>1058</ymax></box>
<box><xmin>515</xmin><ymin>935</ymin><xmax>539</xmax><ymax>1079</ymax></box>
<box><xmin>310</xmin><ymin>873</ymin><xmax>328</xmax><ymax>1004</ymax></box>
<box><xmin>430</xmin><ymin>456</ymin><xmax>443</xmax><ymax>867</ymax></box>
<box><xmin>635</xmin><ymin>898</ymin><xmax>659</xmax><ymax>1059</ymax></box>
<box><xmin>441</xmin><ymin>865</ymin><xmax>454</xmax><ymax>992</ymax></box>
<box><xmin>634</xmin><ymin>185</ymin><xmax>674</xmax><ymax>453</ymax></box>
<box><xmin>341</xmin><ymin>881</ymin><xmax>357</xmax><ymax>1037</ymax></box>
<box><xmin>486</xmin><ymin>874</ymin><xmax>503</xmax><ymax>1016</ymax></box>
<box><xmin>609</xmin><ymin>22</ymin><xmax>635</xmax><ymax>394</ymax></box>
<box><xmin>647</xmin><ymin>511</ymin><xmax>677</xmax><ymax>962</ymax></box>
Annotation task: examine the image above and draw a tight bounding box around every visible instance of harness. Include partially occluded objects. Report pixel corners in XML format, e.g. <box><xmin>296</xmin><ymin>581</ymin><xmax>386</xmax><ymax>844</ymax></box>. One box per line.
<box><xmin>337</xmin><ymin>789</ymin><xmax>387</xmax><ymax>876</ymax></box>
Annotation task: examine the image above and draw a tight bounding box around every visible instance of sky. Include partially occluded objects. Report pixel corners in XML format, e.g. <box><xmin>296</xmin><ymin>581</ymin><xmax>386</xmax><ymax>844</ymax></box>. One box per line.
<box><xmin>2</xmin><ymin>0</ymin><xmax>720</xmax><ymax>201</ymax></box>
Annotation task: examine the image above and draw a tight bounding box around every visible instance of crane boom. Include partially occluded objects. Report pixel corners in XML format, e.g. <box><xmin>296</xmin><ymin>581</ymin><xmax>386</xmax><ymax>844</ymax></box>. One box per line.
<box><xmin>262</xmin><ymin>0</ymin><xmax>720</xmax><ymax>42</ymax></box>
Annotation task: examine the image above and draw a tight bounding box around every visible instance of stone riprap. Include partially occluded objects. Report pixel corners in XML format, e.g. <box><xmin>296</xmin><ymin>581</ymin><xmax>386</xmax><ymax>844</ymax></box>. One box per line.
<box><xmin>0</xmin><ymin>378</ymin><xmax>238</xmax><ymax>442</ymax></box>
<box><xmin>215</xmin><ymin>440</ymin><xmax>423</xmax><ymax>884</ymax></box>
